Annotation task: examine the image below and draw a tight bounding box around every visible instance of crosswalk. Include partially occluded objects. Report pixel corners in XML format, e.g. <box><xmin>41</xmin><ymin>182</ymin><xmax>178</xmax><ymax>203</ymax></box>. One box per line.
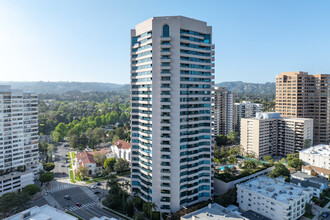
<box><xmin>67</xmin><ymin>201</ymin><xmax>98</xmax><ymax>211</ymax></box>
<box><xmin>47</xmin><ymin>183</ymin><xmax>74</xmax><ymax>193</ymax></box>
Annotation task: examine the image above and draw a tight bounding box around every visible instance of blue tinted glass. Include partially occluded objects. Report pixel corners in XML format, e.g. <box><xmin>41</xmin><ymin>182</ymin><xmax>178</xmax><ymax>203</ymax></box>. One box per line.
<box><xmin>163</xmin><ymin>24</ymin><xmax>169</xmax><ymax>37</ymax></box>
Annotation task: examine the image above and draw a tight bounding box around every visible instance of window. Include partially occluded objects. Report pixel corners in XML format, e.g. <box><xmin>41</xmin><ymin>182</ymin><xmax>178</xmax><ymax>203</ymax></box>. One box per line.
<box><xmin>163</xmin><ymin>24</ymin><xmax>169</xmax><ymax>37</ymax></box>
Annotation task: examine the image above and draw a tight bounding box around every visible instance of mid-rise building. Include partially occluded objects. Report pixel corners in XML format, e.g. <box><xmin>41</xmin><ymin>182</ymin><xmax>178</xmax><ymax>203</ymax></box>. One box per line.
<box><xmin>237</xmin><ymin>176</ymin><xmax>312</xmax><ymax>220</ymax></box>
<box><xmin>299</xmin><ymin>144</ymin><xmax>330</xmax><ymax>170</ymax></box>
<box><xmin>240</xmin><ymin>112</ymin><xmax>313</xmax><ymax>158</ymax></box>
<box><xmin>6</xmin><ymin>205</ymin><xmax>78</xmax><ymax>220</ymax></box>
<box><xmin>290</xmin><ymin>171</ymin><xmax>328</xmax><ymax>198</ymax></box>
<box><xmin>130</xmin><ymin>16</ymin><xmax>214</xmax><ymax>212</ymax></box>
<box><xmin>0</xmin><ymin>85</ymin><xmax>39</xmax><ymax>196</ymax></box>
<box><xmin>276</xmin><ymin>71</ymin><xmax>330</xmax><ymax>145</ymax></box>
<box><xmin>233</xmin><ymin>101</ymin><xmax>264</xmax><ymax>133</ymax></box>
<box><xmin>111</xmin><ymin>140</ymin><xmax>131</xmax><ymax>162</ymax></box>
<box><xmin>212</xmin><ymin>87</ymin><xmax>233</xmax><ymax>136</ymax></box>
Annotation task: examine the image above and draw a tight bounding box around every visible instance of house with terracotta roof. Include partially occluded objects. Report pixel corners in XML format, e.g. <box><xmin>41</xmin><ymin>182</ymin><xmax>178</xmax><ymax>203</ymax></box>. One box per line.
<box><xmin>302</xmin><ymin>165</ymin><xmax>330</xmax><ymax>179</ymax></box>
<box><xmin>111</xmin><ymin>140</ymin><xmax>131</xmax><ymax>162</ymax></box>
<box><xmin>74</xmin><ymin>148</ymin><xmax>113</xmax><ymax>176</ymax></box>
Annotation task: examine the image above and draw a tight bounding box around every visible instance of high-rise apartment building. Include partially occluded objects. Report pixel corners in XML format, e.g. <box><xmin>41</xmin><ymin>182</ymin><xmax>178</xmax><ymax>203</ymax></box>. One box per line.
<box><xmin>276</xmin><ymin>71</ymin><xmax>330</xmax><ymax>145</ymax></box>
<box><xmin>0</xmin><ymin>85</ymin><xmax>39</xmax><ymax>196</ymax></box>
<box><xmin>241</xmin><ymin>112</ymin><xmax>313</xmax><ymax>158</ymax></box>
<box><xmin>233</xmin><ymin>101</ymin><xmax>264</xmax><ymax>133</ymax></box>
<box><xmin>130</xmin><ymin>16</ymin><xmax>214</xmax><ymax>213</ymax></box>
<box><xmin>212</xmin><ymin>87</ymin><xmax>233</xmax><ymax>136</ymax></box>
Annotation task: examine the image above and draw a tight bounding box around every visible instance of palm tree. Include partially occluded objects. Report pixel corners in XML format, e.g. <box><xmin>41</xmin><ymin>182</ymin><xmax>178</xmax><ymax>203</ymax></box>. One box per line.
<box><xmin>144</xmin><ymin>202</ymin><xmax>157</xmax><ymax>220</ymax></box>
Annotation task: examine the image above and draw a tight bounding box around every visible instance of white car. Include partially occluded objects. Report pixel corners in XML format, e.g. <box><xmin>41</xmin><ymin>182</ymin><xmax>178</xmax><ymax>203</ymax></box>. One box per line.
<box><xmin>91</xmin><ymin>185</ymin><xmax>97</xmax><ymax>189</ymax></box>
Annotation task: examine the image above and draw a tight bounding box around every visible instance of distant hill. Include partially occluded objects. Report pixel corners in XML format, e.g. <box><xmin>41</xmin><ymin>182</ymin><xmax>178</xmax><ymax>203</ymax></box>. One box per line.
<box><xmin>0</xmin><ymin>81</ymin><xmax>129</xmax><ymax>94</ymax></box>
<box><xmin>216</xmin><ymin>81</ymin><xmax>275</xmax><ymax>96</ymax></box>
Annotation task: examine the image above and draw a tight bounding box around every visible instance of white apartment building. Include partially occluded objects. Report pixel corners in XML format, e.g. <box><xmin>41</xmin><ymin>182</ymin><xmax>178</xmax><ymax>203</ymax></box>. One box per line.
<box><xmin>233</xmin><ymin>101</ymin><xmax>263</xmax><ymax>133</ymax></box>
<box><xmin>237</xmin><ymin>176</ymin><xmax>312</xmax><ymax>220</ymax></box>
<box><xmin>0</xmin><ymin>85</ymin><xmax>39</xmax><ymax>196</ymax></box>
<box><xmin>6</xmin><ymin>205</ymin><xmax>78</xmax><ymax>220</ymax></box>
<box><xmin>300</xmin><ymin>145</ymin><xmax>330</xmax><ymax>170</ymax></box>
<box><xmin>130</xmin><ymin>16</ymin><xmax>214</xmax><ymax>213</ymax></box>
<box><xmin>212</xmin><ymin>87</ymin><xmax>233</xmax><ymax>136</ymax></box>
<box><xmin>241</xmin><ymin>112</ymin><xmax>313</xmax><ymax>158</ymax></box>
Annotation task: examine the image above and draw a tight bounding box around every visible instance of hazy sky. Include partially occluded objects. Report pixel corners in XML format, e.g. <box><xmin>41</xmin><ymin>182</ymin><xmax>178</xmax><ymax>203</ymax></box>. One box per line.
<box><xmin>1</xmin><ymin>0</ymin><xmax>329</xmax><ymax>84</ymax></box>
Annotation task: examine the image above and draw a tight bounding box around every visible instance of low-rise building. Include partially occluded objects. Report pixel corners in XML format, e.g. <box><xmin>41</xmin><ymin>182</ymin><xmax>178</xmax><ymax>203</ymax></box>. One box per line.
<box><xmin>181</xmin><ymin>203</ymin><xmax>248</xmax><ymax>220</ymax></box>
<box><xmin>302</xmin><ymin>165</ymin><xmax>330</xmax><ymax>179</ymax></box>
<box><xmin>237</xmin><ymin>176</ymin><xmax>312</xmax><ymax>220</ymax></box>
<box><xmin>290</xmin><ymin>171</ymin><xmax>328</xmax><ymax>198</ymax></box>
<box><xmin>299</xmin><ymin>145</ymin><xmax>330</xmax><ymax>170</ymax></box>
<box><xmin>110</xmin><ymin>140</ymin><xmax>131</xmax><ymax>162</ymax></box>
<box><xmin>74</xmin><ymin>148</ymin><xmax>113</xmax><ymax>176</ymax></box>
<box><xmin>241</xmin><ymin>112</ymin><xmax>313</xmax><ymax>158</ymax></box>
<box><xmin>6</xmin><ymin>205</ymin><xmax>77</xmax><ymax>220</ymax></box>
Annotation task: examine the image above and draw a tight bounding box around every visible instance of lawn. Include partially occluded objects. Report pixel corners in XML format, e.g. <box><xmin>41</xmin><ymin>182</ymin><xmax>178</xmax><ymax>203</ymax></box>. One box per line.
<box><xmin>69</xmin><ymin>170</ymin><xmax>76</xmax><ymax>183</ymax></box>
<box><xmin>71</xmin><ymin>151</ymin><xmax>76</xmax><ymax>159</ymax></box>
<box><xmin>86</xmin><ymin>177</ymin><xmax>108</xmax><ymax>184</ymax></box>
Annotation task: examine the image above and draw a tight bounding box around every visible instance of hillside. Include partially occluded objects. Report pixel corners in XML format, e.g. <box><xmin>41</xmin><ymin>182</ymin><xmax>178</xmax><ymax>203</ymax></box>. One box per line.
<box><xmin>0</xmin><ymin>81</ymin><xmax>129</xmax><ymax>94</ymax></box>
<box><xmin>216</xmin><ymin>81</ymin><xmax>275</xmax><ymax>96</ymax></box>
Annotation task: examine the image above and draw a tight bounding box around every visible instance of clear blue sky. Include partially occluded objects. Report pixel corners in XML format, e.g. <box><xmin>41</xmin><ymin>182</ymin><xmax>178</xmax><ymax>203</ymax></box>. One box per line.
<box><xmin>1</xmin><ymin>0</ymin><xmax>329</xmax><ymax>84</ymax></box>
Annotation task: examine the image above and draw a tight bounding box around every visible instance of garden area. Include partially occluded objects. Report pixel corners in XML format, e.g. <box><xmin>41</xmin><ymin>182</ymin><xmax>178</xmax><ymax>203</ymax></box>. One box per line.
<box><xmin>214</xmin><ymin>145</ymin><xmax>271</xmax><ymax>183</ymax></box>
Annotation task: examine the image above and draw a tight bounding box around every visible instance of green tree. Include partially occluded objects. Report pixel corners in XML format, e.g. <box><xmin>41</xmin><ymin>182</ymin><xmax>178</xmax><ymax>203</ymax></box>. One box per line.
<box><xmin>263</xmin><ymin>156</ymin><xmax>274</xmax><ymax>164</ymax></box>
<box><xmin>69</xmin><ymin>134</ymin><xmax>79</xmax><ymax>148</ymax></box>
<box><xmin>39</xmin><ymin>172</ymin><xmax>54</xmax><ymax>184</ymax></box>
<box><xmin>94</xmin><ymin>152</ymin><xmax>107</xmax><ymax>165</ymax></box>
<box><xmin>54</xmin><ymin>122</ymin><xmax>67</xmax><ymax>140</ymax></box>
<box><xmin>47</xmin><ymin>144</ymin><xmax>56</xmax><ymax>158</ymax></box>
<box><xmin>43</xmin><ymin>163</ymin><xmax>55</xmax><ymax>171</ymax></box>
<box><xmin>22</xmin><ymin>184</ymin><xmax>40</xmax><ymax>196</ymax></box>
<box><xmin>0</xmin><ymin>192</ymin><xmax>31</xmax><ymax>217</ymax></box>
<box><xmin>269</xmin><ymin>163</ymin><xmax>290</xmax><ymax>179</ymax></box>
<box><xmin>287</xmin><ymin>153</ymin><xmax>299</xmax><ymax>161</ymax></box>
<box><xmin>104</xmin><ymin>158</ymin><xmax>116</xmax><ymax>171</ymax></box>
<box><xmin>134</xmin><ymin>212</ymin><xmax>145</xmax><ymax>220</ymax></box>
<box><xmin>52</xmin><ymin>131</ymin><xmax>61</xmax><ymax>143</ymax></box>
<box><xmin>279</xmin><ymin>158</ymin><xmax>287</xmax><ymax>164</ymax></box>
<box><xmin>39</xmin><ymin>140</ymin><xmax>48</xmax><ymax>154</ymax></box>
<box><xmin>77</xmin><ymin>166</ymin><xmax>89</xmax><ymax>180</ymax></box>
<box><xmin>227</xmin><ymin>130</ymin><xmax>238</xmax><ymax>145</ymax></box>
<box><xmin>143</xmin><ymin>202</ymin><xmax>157</xmax><ymax>220</ymax></box>
<box><xmin>114</xmin><ymin>158</ymin><xmax>130</xmax><ymax>171</ymax></box>
<box><xmin>215</xmin><ymin>135</ymin><xmax>227</xmax><ymax>147</ymax></box>
<box><xmin>288</xmin><ymin>158</ymin><xmax>304</xmax><ymax>171</ymax></box>
<box><xmin>93</xmin><ymin>127</ymin><xmax>105</xmax><ymax>143</ymax></box>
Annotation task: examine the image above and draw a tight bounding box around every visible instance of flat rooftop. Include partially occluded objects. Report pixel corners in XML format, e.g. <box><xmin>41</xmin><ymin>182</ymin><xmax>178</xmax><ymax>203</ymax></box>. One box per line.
<box><xmin>239</xmin><ymin>176</ymin><xmax>310</xmax><ymax>204</ymax></box>
<box><xmin>181</xmin><ymin>203</ymin><xmax>247</xmax><ymax>220</ymax></box>
<box><xmin>300</xmin><ymin>145</ymin><xmax>330</xmax><ymax>158</ymax></box>
<box><xmin>7</xmin><ymin>205</ymin><xmax>77</xmax><ymax>220</ymax></box>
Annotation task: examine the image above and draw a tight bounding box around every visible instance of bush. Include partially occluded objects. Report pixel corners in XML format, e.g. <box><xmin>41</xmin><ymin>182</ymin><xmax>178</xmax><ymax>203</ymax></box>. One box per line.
<box><xmin>124</xmin><ymin>200</ymin><xmax>134</xmax><ymax>217</ymax></box>
<box><xmin>39</xmin><ymin>172</ymin><xmax>54</xmax><ymax>184</ymax></box>
<box><xmin>23</xmin><ymin>184</ymin><xmax>40</xmax><ymax>196</ymax></box>
<box><xmin>43</xmin><ymin>163</ymin><xmax>55</xmax><ymax>171</ymax></box>
<box><xmin>134</xmin><ymin>212</ymin><xmax>145</xmax><ymax>220</ymax></box>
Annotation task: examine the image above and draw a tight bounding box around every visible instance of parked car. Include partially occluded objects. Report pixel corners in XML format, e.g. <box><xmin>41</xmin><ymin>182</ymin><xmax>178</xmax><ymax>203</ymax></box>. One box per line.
<box><xmin>76</xmin><ymin>202</ymin><xmax>82</xmax><ymax>207</ymax></box>
<box><xmin>64</xmin><ymin>195</ymin><xmax>71</xmax><ymax>200</ymax></box>
<box><xmin>91</xmin><ymin>185</ymin><xmax>97</xmax><ymax>189</ymax></box>
<box><xmin>322</xmin><ymin>212</ymin><xmax>329</xmax><ymax>218</ymax></box>
<box><xmin>94</xmin><ymin>191</ymin><xmax>100</xmax><ymax>194</ymax></box>
<box><xmin>96</xmin><ymin>182</ymin><xmax>102</xmax><ymax>186</ymax></box>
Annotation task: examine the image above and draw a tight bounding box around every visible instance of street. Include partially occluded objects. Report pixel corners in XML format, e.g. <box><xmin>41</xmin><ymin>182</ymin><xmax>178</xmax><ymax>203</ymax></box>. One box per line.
<box><xmin>29</xmin><ymin>143</ymin><xmax>124</xmax><ymax>220</ymax></box>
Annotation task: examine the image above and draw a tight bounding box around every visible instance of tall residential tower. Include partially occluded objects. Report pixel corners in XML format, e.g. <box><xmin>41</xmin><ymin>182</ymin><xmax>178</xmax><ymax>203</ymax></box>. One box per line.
<box><xmin>130</xmin><ymin>16</ymin><xmax>214</xmax><ymax>213</ymax></box>
<box><xmin>212</xmin><ymin>87</ymin><xmax>233</xmax><ymax>136</ymax></box>
<box><xmin>276</xmin><ymin>72</ymin><xmax>330</xmax><ymax>145</ymax></box>
<box><xmin>0</xmin><ymin>85</ymin><xmax>39</xmax><ymax>196</ymax></box>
